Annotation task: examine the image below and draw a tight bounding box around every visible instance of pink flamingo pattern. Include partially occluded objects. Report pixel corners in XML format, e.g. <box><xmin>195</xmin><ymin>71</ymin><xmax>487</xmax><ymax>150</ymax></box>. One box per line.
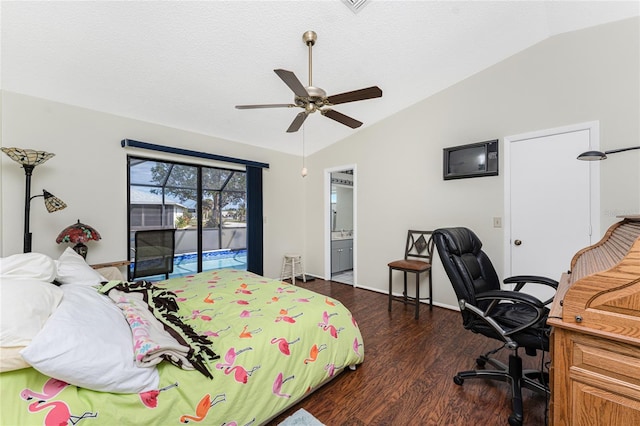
<box><xmin>272</xmin><ymin>372</ymin><xmax>295</xmax><ymax>398</ymax></box>
<box><xmin>139</xmin><ymin>382</ymin><xmax>179</xmax><ymax>408</ymax></box>
<box><xmin>27</xmin><ymin>400</ymin><xmax>97</xmax><ymax>426</ymax></box>
<box><xmin>318</xmin><ymin>311</ymin><xmax>342</xmax><ymax>338</ymax></box>
<box><xmin>215</xmin><ymin>346</ymin><xmax>260</xmax><ymax>384</ymax></box>
<box><xmin>215</xmin><ymin>347</ymin><xmax>252</xmax><ymax>370</ymax></box>
<box><xmin>223</xmin><ymin>364</ymin><xmax>260</xmax><ymax>384</ymax></box>
<box><xmin>324</xmin><ymin>363</ymin><xmax>338</xmax><ymax>377</ymax></box>
<box><xmin>202</xmin><ymin>325</ymin><xmax>231</xmax><ymax>338</ymax></box>
<box><xmin>188</xmin><ymin>309</ymin><xmax>215</xmax><ymax>321</ymax></box>
<box><xmin>21</xmin><ymin>378</ymin><xmax>68</xmax><ymax>401</ymax></box>
<box><xmin>270</xmin><ymin>337</ymin><xmax>300</xmax><ymax>356</ymax></box>
<box><xmin>230</xmin><ymin>297</ymin><xmax>257</xmax><ymax>305</ymax></box>
<box><xmin>4</xmin><ymin>270</ymin><xmax>365</xmax><ymax>425</ymax></box>
<box><xmin>239</xmin><ymin>308</ymin><xmax>263</xmax><ymax>318</ymax></box>
<box><xmin>353</xmin><ymin>337</ymin><xmax>364</xmax><ymax>356</ymax></box>
<box><xmin>22</xmin><ymin>378</ymin><xmax>97</xmax><ymax>425</ymax></box>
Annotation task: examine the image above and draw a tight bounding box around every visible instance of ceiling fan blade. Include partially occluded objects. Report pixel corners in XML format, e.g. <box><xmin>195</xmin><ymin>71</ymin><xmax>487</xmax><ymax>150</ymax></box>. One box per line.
<box><xmin>235</xmin><ymin>103</ymin><xmax>295</xmax><ymax>109</ymax></box>
<box><xmin>274</xmin><ymin>69</ymin><xmax>309</xmax><ymax>98</ymax></box>
<box><xmin>322</xmin><ymin>109</ymin><xmax>363</xmax><ymax>129</ymax></box>
<box><xmin>326</xmin><ymin>86</ymin><xmax>383</xmax><ymax>105</ymax></box>
<box><xmin>286</xmin><ymin>112</ymin><xmax>309</xmax><ymax>133</ymax></box>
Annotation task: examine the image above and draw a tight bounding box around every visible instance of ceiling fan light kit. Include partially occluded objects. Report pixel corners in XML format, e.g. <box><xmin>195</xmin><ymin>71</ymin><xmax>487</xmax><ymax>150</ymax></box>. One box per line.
<box><xmin>235</xmin><ymin>31</ymin><xmax>382</xmax><ymax>133</ymax></box>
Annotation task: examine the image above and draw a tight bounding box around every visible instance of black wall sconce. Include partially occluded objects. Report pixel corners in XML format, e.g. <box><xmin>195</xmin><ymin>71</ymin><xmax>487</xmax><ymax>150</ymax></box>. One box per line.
<box><xmin>577</xmin><ymin>146</ymin><xmax>640</xmax><ymax>161</ymax></box>
<box><xmin>1</xmin><ymin>147</ymin><xmax>67</xmax><ymax>253</ymax></box>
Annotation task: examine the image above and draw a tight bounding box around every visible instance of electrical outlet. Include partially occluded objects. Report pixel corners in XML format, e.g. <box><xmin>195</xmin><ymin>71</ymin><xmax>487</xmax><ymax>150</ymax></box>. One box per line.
<box><xmin>493</xmin><ymin>217</ymin><xmax>502</xmax><ymax>228</ymax></box>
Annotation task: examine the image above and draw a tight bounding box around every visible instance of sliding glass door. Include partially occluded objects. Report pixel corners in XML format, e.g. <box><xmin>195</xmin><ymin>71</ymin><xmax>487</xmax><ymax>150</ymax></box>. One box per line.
<box><xmin>127</xmin><ymin>156</ymin><xmax>247</xmax><ymax>279</ymax></box>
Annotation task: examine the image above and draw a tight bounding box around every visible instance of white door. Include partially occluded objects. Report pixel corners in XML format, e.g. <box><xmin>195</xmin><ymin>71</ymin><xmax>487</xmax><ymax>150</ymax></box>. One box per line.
<box><xmin>505</xmin><ymin>122</ymin><xmax>600</xmax><ymax>302</ymax></box>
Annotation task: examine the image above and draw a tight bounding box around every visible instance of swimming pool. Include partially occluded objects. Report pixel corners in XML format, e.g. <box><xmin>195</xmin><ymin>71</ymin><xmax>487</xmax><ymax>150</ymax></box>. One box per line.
<box><xmin>131</xmin><ymin>249</ymin><xmax>247</xmax><ymax>281</ymax></box>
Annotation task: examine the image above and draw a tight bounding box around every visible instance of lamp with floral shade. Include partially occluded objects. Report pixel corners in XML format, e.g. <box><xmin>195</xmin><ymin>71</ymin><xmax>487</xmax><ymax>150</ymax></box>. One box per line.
<box><xmin>56</xmin><ymin>220</ymin><xmax>102</xmax><ymax>259</ymax></box>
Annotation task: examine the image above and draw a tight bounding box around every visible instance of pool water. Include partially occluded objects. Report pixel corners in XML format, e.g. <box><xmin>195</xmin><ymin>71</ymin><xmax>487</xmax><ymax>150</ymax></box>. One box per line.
<box><xmin>132</xmin><ymin>249</ymin><xmax>247</xmax><ymax>281</ymax></box>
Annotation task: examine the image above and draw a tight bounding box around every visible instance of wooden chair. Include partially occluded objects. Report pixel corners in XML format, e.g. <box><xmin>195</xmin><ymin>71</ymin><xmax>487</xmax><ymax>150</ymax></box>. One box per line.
<box><xmin>388</xmin><ymin>230</ymin><xmax>434</xmax><ymax>319</ymax></box>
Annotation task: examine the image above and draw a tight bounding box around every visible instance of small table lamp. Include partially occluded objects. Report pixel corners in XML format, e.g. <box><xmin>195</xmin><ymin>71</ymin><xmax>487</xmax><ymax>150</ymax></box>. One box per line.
<box><xmin>56</xmin><ymin>220</ymin><xmax>102</xmax><ymax>258</ymax></box>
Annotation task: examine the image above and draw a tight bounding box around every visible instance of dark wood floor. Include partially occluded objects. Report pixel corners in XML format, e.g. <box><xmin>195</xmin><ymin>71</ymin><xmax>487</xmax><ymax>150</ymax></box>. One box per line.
<box><xmin>268</xmin><ymin>279</ymin><xmax>549</xmax><ymax>426</ymax></box>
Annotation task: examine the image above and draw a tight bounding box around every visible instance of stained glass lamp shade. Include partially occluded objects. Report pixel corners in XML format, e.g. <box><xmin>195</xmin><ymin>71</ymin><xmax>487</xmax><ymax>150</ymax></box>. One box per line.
<box><xmin>1</xmin><ymin>147</ymin><xmax>55</xmax><ymax>167</ymax></box>
<box><xmin>42</xmin><ymin>190</ymin><xmax>67</xmax><ymax>212</ymax></box>
<box><xmin>56</xmin><ymin>220</ymin><xmax>102</xmax><ymax>258</ymax></box>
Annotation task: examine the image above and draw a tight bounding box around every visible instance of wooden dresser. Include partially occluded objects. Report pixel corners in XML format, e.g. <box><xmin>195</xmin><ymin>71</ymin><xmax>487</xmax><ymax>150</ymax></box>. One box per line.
<box><xmin>547</xmin><ymin>216</ymin><xmax>640</xmax><ymax>425</ymax></box>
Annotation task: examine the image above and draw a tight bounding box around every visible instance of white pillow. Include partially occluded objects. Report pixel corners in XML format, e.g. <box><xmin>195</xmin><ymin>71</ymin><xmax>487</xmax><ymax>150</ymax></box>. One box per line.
<box><xmin>0</xmin><ymin>278</ymin><xmax>63</xmax><ymax>347</ymax></box>
<box><xmin>0</xmin><ymin>252</ymin><xmax>56</xmax><ymax>281</ymax></box>
<box><xmin>55</xmin><ymin>247</ymin><xmax>105</xmax><ymax>286</ymax></box>
<box><xmin>21</xmin><ymin>284</ymin><xmax>159</xmax><ymax>393</ymax></box>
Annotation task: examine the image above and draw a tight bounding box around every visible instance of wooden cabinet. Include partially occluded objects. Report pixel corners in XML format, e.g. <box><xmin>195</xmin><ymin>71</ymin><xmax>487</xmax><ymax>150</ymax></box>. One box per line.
<box><xmin>549</xmin><ymin>323</ymin><xmax>640</xmax><ymax>425</ymax></box>
<box><xmin>331</xmin><ymin>239</ymin><xmax>353</xmax><ymax>274</ymax></box>
<box><xmin>547</xmin><ymin>220</ymin><xmax>640</xmax><ymax>425</ymax></box>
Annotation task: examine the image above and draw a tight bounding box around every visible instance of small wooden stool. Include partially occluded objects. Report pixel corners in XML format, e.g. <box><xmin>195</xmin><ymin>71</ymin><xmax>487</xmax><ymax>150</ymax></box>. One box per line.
<box><xmin>280</xmin><ymin>254</ymin><xmax>306</xmax><ymax>285</ymax></box>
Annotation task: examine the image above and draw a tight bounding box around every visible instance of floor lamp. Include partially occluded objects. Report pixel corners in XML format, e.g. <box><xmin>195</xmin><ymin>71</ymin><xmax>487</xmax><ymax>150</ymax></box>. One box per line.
<box><xmin>577</xmin><ymin>146</ymin><xmax>640</xmax><ymax>161</ymax></box>
<box><xmin>1</xmin><ymin>147</ymin><xmax>67</xmax><ymax>253</ymax></box>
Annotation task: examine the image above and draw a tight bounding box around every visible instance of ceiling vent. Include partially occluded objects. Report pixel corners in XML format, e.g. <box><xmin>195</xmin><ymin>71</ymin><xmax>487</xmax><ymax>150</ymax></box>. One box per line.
<box><xmin>342</xmin><ymin>0</ymin><xmax>369</xmax><ymax>14</ymax></box>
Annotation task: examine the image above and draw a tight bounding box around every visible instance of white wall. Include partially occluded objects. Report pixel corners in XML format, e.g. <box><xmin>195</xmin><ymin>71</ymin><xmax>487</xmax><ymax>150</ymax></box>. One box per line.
<box><xmin>304</xmin><ymin>17</ymin><xmax>640</xmax><ymax>308</ymax></box>
<box><xmin>0</xmin><ymin>92</ymin><xmax>306</xmax><ymax>280</ymax></box>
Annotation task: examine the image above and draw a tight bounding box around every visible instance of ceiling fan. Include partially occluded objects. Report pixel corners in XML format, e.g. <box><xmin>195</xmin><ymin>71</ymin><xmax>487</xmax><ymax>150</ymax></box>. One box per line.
<box><xmin>235</xmin><ymin>30</ymin><xmax>383</xmax><ymax>133</ymax></box>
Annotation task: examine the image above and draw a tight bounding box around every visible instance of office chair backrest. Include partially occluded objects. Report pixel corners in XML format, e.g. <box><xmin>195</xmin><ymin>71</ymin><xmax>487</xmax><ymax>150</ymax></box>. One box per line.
<box><xmin>132</xmin><ymin>228</ymin><xmax>176</xmax><ymax>280</ymax></box>
<box><xmin>433</xmin><ymin>227</ymin><xmax>501</xmax><ymax>320</ymax></box>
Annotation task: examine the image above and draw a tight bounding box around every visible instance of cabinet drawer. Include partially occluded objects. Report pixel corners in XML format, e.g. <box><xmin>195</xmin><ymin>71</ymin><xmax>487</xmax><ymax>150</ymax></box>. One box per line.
<box><xmin>331</xmin><ymin>239</ymin><xmax>353</xmax><ymax>249</ymax></box>
<box><xmin>569</xmin><ymin>338</ymin><xmax>640</xmax><ymax>402</ymax></box>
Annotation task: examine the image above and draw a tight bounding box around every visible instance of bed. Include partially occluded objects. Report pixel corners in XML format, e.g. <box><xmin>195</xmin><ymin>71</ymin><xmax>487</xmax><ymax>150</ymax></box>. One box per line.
<box><xmin>0</xmin><ymin>249</ymin><xmax>364</xmax><ymax>425</ymax></box>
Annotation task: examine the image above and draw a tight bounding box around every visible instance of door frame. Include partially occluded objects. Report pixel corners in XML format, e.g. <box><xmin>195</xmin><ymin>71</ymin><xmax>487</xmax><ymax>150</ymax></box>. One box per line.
<box><xmin>503</xmin><ymin>121</ymin><xmax>601</xmax><ymax>279</ymax></box>
<box><xmin>324</xmin><ymin>164</ymin><xmax>357</xmax><ymax>286</ymax></box>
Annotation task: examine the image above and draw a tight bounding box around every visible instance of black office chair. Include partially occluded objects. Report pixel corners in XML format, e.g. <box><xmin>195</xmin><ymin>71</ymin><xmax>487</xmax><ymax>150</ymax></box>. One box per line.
<box><xmin>131</xmin><ymin>228</ymin><xmax>176</xmax><ymax>281</ymax></box>
<box><xmin>432</xmin><ymin>227</ymin><xmax>558</xmax><ymax>426</ymax></box>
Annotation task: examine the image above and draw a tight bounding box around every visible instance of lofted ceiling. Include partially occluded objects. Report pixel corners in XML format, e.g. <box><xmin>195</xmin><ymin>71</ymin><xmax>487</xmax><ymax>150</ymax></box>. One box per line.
<box><xmin>2</xmin><ymin>1</ymin><xmax>638</xmax><ymax>156</ymax></box>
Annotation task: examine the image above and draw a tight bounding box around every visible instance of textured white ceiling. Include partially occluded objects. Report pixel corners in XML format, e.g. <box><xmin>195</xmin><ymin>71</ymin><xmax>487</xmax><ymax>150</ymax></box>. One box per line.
<box><xmin>2</xmin><ymin>1</ymin><xmax>638</xmax><ymax>155</ymax></box>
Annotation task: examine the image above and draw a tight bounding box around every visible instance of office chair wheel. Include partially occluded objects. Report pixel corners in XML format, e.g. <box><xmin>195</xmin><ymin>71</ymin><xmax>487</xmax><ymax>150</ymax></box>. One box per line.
<box><xmin>453</xmin><ymin>375</ymin><xmax>464</xmax><ymax>386</ymax></box>
<box><xmin>508</xmin><ymin>414</ymin><xmax>522</xmax><ymax>426</ymax></box>
<box><xmin>475</xmin><ymin>357</ymin><xmax>486</xmax><ymax>368</ymax></box>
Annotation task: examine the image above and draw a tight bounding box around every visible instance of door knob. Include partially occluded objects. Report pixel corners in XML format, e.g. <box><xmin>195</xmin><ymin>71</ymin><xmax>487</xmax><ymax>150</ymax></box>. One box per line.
<box><xmin>514</xmin><ymin>239</ymin><xmax>522</xmax><ymax>246</ymax></box>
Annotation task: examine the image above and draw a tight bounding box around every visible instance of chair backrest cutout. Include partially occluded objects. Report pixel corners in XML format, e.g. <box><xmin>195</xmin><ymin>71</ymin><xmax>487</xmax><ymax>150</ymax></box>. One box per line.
<box><xmin>404</xmin><ymin>230</ymin><xmax>434</xmax><ymax>263</ymax></box>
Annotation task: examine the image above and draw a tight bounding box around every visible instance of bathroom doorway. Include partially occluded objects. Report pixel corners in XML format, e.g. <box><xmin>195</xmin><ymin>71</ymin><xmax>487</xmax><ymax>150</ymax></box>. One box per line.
<box><xmin>325</xmin><ymin>166</ymin><xmax>356</xmax><ymax>285</ymax></box>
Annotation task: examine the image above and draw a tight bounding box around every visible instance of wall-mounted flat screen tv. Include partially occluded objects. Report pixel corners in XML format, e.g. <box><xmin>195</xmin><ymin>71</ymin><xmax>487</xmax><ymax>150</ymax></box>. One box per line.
<box><xmin>443</xmin><ymin>139</ymin><xmax>499</xmax><ymax>180</ymax></box>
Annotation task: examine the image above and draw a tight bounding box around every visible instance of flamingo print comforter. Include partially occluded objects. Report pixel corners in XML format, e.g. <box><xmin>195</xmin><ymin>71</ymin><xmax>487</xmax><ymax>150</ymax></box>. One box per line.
<box><xmin>0</xmin><ymin>269</ymin><xmax>365</xmax><ymax>425</ymax></box>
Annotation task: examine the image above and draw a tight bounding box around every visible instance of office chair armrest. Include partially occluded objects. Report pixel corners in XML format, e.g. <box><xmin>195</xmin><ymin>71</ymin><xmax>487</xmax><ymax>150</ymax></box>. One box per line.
<box><xmin>504</xmin><ymin>275</ymin><xmax>558</xmax><ymax>306</ymax></box>
<box><xmin>504</xmin><ymin>275</ymin><xmax>558</xmax><ymax>290</ymax></box>
<box><xmin>462</xmin><ymin>290</ymin><xmax>547</xmax><ymax>347</ymax></box>
<box><xmin>477</xmin><ymin>289</ymin><xmax>546</xmax><ymax>309</ymax></box>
